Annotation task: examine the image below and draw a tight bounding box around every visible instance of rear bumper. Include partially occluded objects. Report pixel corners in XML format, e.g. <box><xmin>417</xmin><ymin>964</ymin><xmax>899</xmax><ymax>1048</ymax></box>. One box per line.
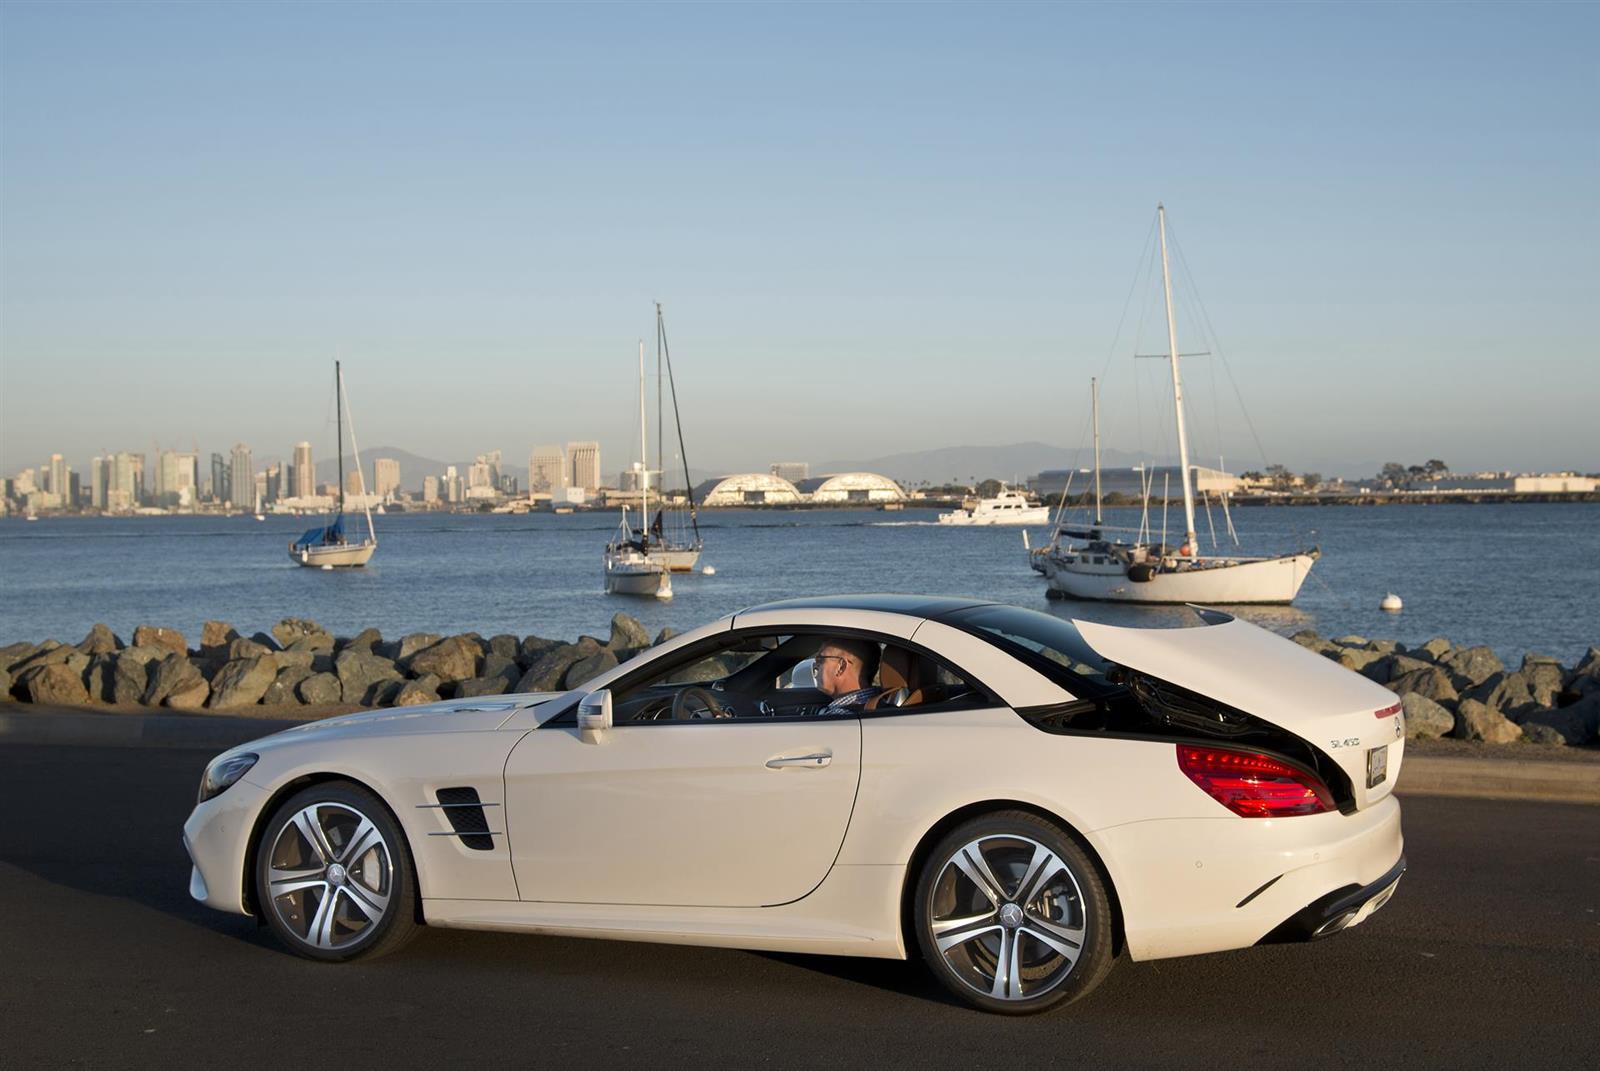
<box><xmin>1091</xmin><ymin>793</ymin><xmax>1404</xmax><ymax>961</ymax></box>
<box><xmin>1259</xmin><ymin>855</ymin><xmax>1406</xmax><ymax>943</ymax></box>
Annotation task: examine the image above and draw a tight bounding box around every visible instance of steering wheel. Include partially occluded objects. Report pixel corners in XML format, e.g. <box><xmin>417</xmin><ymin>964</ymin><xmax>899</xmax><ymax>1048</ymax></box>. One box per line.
<box><xmin>672</xmin><ymin>686</ymin><xmax>730</xmax><ymax>721</ymax></box>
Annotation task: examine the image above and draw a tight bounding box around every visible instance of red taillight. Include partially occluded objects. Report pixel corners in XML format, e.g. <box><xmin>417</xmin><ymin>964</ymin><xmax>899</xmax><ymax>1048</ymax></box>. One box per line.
<box><xmin>1374</xmin><ymin>703</ymin><xmax>1401</xmax><ymax>718</ymax></box>
<box><xmin>1176</xmin><ymin>745</ymin><xmax>1335</xmax><ymax>818</ymax></box>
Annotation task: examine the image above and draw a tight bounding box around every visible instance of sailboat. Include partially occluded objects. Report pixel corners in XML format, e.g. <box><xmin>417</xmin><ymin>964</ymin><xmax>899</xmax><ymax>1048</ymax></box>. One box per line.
<box><xmin>603</xmin><ymin>341</ymin><xmax>673</xmax><ymax>598</ymax></box>
<box><xmin>288</xmin><ymin>361</ymin><xmax>377</xmax><ymax>568</ymax></box>
<box><xmin>1043</xmin><ymin>205</ymin><xmax>1318</xmax><ymax>605</ymax></box>
<box><xmin>640</xmin><ymin>302</ymin><xmax>704</xmax><ymax>572</ymax></box>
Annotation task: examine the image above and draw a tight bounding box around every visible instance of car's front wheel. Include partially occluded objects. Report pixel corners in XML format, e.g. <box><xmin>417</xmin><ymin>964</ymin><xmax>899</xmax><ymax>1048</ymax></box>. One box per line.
<box><xmin>913</xmin><ymin>810</ymin><xmax>1115</xmax><ymax>1014</ymax></box>
<box><xmin>254</xmin><ymin>782</ymin><xmax>419</xmax><ymax>961</ymax></box>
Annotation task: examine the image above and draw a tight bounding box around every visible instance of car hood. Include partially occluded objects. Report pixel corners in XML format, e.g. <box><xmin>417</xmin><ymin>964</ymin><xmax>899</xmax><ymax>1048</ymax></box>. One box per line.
<box><xmin>1073</xmin><ymin>611</ymin><xmax>1397</xmax><ymax>729</ymax></box>
<box><xmin>235</xmin><ymin>692</ymin><xmax>564</xmax><ymax>754</ymax></box>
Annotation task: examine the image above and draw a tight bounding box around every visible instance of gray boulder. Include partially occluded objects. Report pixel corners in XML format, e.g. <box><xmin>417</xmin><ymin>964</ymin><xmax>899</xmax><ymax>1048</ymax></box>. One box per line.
<box><xmin>1388</xmin><ymin>654</ymin><xmax>1434</xmax><ymax>678</ymax></box>
<box><xmin>1</xmin><ymin>641</ymin><xmax>42</xmax><ymax>675</ymax></box>
<box><xmin>481</xmin><ymin>653</ymin><xmax>522</xmax><ymax>688</ymax></box>
<box><xmin>271</xmin><ymin>618</ymin><xmax>328</xmax><ymax>648</ymax></box>
<box><xmin>408</xmin><ymin>635</ymin><xmax>480</xmax><ymax>683</ymax></box>
<box><xmin>23</xmin><ymin>663</ymin><xmax>91</xmax><ymax>705</ymax></box>
<box><xmin>1453</xmin><ymin>698</ymin><xmax>1522</xmax><ymax>744</ymax></box>
<box><xmin>166</xmin><ymin>673</ymin><xmax>209</xmax><ymax>711</ymax></box>
<box><xmin>335</xmin><ymin>649</ymin><xmax>403</xmax><ymax>705</ymax></box>
<box><xmin>1387</xmin><ymin>666</ymin><xmax>1459</xmax><ymax>707</ymax></box>
<box><xmin>518</xmin><ymin>634</ymin><xmax>560</xmax><ymax>665</ymax></box>
<box><xmin>227</xmin><ymin>636</ymin><xmax>274</xmax><ymax>661</ymax></box>
<box><xmin>1369</xmin><ymin>639</ymin><xmax>1403</xmax><ymax>655</ymax></box>
<box><xmin>208</xmin><ymin>654</ymin><xmax>280</xmax><ymax>709</ymax></box>
<box><xmin>339</xmin><ymin>627</ymin><xmax>384</xmax><ymax>653</ymax></box>
<box><xmin>1468</xmin><ymin>672</ymin><xmax>1539</xmax><ymax>721</ymax></box>
<box><xmin>397</xmin><ymin>632</ymin><xmax>443</xmax><ymax>663</ymax></box>
<box><xmin>296</xmin><ymin>672</ymin><xmax>341</xmax><ymax>706</ymax></box>
<box><xmin>653</xmin><ymin>626</ymin><xmax>679</xmax><ymax>646</ymax></box>
<box><xmin>287</xmin><ymin>631</ymin><xmax>334</xmax><ymax>655</ymax></box>
<box><xmin>1519</xmin><ymin>707</ymin><xmax>1588</xmax><ymax>746</ymax></box>
<box><xmin>200</xmin><ymin>620</ymin><xmax>239</xmax><ymax>649</ymax></box>
<box><xmin>77</xmin><ymin>623</ymin><xmax>122</xmax><ymax>655</ymax></box>
<box><xmin>1561</xmin><ymin>648</ymin><xmax>1600</xmax><ymax>702</ymax></box>
<box><xmin>1518</xmin><ymin>656</ymin><xmax>1565</xmax><ymax>708</ymax></box>
<box><xmin>275</xmin><ymin>645</ymin><xmax>317</xmax><ymax>671</ymax></box>
<box><xmin>1400</xmin><ymin>693</ymin><xmax>1454</xmax><ymax>739</ymax></box>
<box><xmin>565</xmin><ymin>649</ymin><xmax>619</xmax><ymax>689</ymax></box>
<box><xmin>132</xmin><ymin>625</ymin><xmax>187</xmax><ymax>657</ymax></box>
<box><xmin>111</xmin><ymin>646</ymin><xmax>166</xmax><ymax>704</ymax></box>
<box><xmin>1335</xmin><ymin>647</ymin><xmax>1388</xmax><ymax>675</ymax></box>
<box><xmin>11</xmin><ymin>643</ymin><xmax>75</xmax><ymax>674</ymax></box>
<box><xmin>488</xmin><ymin>634</ymin><xmax>520</xmax><ymax>661</ymax></box>
<box><xmin>608</xmin><ymin>613</ymin><xmax>651</xmax><ymax>651</ymax></box>
<box><xmin>83</xmin><ymin>654</ymin><xmax>115</xmax><ymax>702</ymax></box>
<box><xmin>262</xmin><ymin>665</ymin><xmax>314</xmax><ymax>706</ymax></box>
<box><xmin>144</xmin><ymin>654</ymin><xmax>207</xmax><ymax>707</ymax></box>
<box><xmin>1414</xmin><ymin>637</ymin><xmax>1452</xmax><ymax>663</ymax></box>
<box><xmin>1332</xmin><ymin>634</ymin><xmax>1370</xmax><ymax>649</ymax></box>
<box><xmin>0</xmin><ymin>666</ymin><xmax>11</xmax><ymax>700</ymax></box>
<box><xmin>456</xmin><ymin>676</ymin><xmax>511</xmax><ymax>698</ymax></box>
<box><xmin>516</xmin><ymin>640</ymin><xmax>598</xmax><ymax>692</ymax></box>
<box><xmin>1440</xmin><ymin>645</ymin><xmax>1503</xmax><ymax>689</ymax></box>
<box><xmin>1358</xmin><ymin>656</ymin><xmax>1395</xmax><ymax>684</ymax></box>
<box><xmin>393</xmin><ymin>674</ymin><xmax>442</xmax><ymax>707</ymax></box>
<box><xmin>1519</xmin><ymin>721</ymin><xmax>1567</xmax><ymax>746</ymax></box>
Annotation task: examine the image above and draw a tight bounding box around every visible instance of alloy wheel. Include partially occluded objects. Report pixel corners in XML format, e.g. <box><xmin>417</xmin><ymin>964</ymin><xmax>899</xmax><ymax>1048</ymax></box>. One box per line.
<box><xmin>265</xmin><ymin>801</ymin><xmax>395</xmax><ymax>951</ymax></box>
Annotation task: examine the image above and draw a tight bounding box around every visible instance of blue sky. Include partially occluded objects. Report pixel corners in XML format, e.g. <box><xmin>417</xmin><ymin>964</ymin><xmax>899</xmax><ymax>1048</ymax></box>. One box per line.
<box><xmin>2</xmin><ymin>1</ymin><xmax>1595</xmax><ymax>480</ymax></box>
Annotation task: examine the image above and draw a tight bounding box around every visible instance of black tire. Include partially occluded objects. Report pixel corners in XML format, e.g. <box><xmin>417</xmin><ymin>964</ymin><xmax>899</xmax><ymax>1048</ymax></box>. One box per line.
<box><xmin>913</xmin><ymin>810</ymin><xmax>1115</xmax><ymax>1014</ymax></box>
<box><xmin>254</xmin><ymin>781</ymin><xmax>419</xmax><ymax>962</ymax></box>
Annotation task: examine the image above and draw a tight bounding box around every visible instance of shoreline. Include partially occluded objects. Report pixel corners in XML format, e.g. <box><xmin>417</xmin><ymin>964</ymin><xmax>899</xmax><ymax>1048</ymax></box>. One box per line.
<box><xmin>4</xmin><ymin>616</ymin><xmax>1596</xmax><ymax>752</ymax></box>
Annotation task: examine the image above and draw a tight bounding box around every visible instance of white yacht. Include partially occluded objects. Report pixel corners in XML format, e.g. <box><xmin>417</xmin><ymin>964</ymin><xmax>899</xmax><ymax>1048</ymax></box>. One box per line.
<box><xmin>938</xmin><ymin>488</ymin><xmax>1051</xmax><ymax>526</ymax></box>
<box><xmin>1044</xmin><ymin>205</ymin><xmax>1318</xmax><ymax>605</ymax></box>
<box><xmin>604</xmin><ymin>341</ymin><xmax>674</xmax><ymax>598</ymax></box>
<box><xmin>289</xmin><ymin>361</ymin><xmax>377</xmax><ymax>569</ymax></box>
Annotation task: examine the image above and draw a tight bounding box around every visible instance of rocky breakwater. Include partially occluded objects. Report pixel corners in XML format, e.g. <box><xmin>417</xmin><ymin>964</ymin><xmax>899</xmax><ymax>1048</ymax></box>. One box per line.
<box><xmin>1292</xmin><ymin>631</ymin><xmax>1600</xmax><ymax>747</ymax></box>
<box><xmin>0</xmin><ymin>613</ymin><xmax>676</xmax><ymax>714</ymax></box>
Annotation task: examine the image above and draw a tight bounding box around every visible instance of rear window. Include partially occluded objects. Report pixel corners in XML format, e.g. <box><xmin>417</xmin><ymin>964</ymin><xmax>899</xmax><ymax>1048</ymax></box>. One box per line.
<box><xmin>939</xmin><ymin>604</ymin><xmax>1117</xmax><ymax>696</ymax></box>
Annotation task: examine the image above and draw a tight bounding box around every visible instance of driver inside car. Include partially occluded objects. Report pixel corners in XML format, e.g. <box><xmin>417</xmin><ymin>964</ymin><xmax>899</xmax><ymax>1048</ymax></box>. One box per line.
<box><xmin>812</xmin><ymin>638</ymin><xmax>881</xmax><ymax>715</ymax></box>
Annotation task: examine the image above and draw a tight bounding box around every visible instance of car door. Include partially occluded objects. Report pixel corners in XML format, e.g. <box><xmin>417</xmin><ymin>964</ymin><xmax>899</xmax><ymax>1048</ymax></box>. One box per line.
<box><xmin>503</xmin><ymin>712</ymin><xmax>862</xmax><ymax>908</ymax></box>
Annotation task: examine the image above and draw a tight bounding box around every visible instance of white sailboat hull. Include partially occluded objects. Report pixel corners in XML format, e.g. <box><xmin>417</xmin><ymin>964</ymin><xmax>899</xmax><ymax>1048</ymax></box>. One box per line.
<box><xmin>605</xmin><ymin>562</ymin><xmax>673</xmax><ymax>598</ymax></box>
<box><xmin>651</xmin><ymin>547</ymin><xmax>702</xmax><ymax>573</ymax></box>
<box><xmin>1047</xmin><ymin>553</ymin><xmax>1317</xmax><ymax>605</ymax></box>
<box><xmin>939</xmin><ymin>508</ymin><xmax>1052</xmax><ymax>526</ymax></box>
<box><xmin>289</xmin><ymin>540</ymin><xmax>377</xmax><ymax>569</ymax></box>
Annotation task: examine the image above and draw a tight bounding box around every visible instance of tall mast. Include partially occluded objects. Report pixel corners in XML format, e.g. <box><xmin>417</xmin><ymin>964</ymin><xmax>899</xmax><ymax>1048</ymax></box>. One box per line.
<box><xmin>1091</xmin><ymin>376</ymin><xmax>1103</xmax><ymax>526</ymax></box>
<box><xmin>1158</xmin><ymin>204</ymin><xmax>1198</xmax><ymax>550</ymax></box>
<box><xmin>656</xmin><ymin>303</ymin><xmax>664</xmax><ymax>506</ymax></box>
<box><xmin>638</xmin><ymin>339</ymin><xmax>649</xmax><ymax>524</ymax></box>
<box><xmin>335</xmin><ymin>360</ymin><xmax>345</xmax><ymax>517</ymax></box>
<box><xmin>340</xmin><ymin>362</ymin><xmax>377</xmax><ymax>546</ymax></box>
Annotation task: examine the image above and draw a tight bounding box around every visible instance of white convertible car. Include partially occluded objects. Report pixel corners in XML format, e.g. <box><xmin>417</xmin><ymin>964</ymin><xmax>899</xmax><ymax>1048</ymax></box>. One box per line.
<box><xmin>183</xmin><ymin>595</ymin><xmax>1406</xmax><ymax>1014</ymax></box>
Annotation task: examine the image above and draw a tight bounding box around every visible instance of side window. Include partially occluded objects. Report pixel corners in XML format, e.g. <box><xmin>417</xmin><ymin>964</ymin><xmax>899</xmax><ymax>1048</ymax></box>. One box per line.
<box><xmin>608</xmin><ymin>633</ymin><xmax>825</xmax><ymax>722</ymax></box>
<box><xmin>865</xmin><ymin>644</ymin><xmax>988</xmax><ymax>715</ymax></box>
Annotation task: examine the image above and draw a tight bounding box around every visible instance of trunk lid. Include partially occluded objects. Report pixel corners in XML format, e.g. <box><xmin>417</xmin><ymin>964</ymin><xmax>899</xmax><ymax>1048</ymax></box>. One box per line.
<box><xmin>1074</xmin><ymin>610</ymin><xmax>1404</xmax><ymax>809</ymax></box>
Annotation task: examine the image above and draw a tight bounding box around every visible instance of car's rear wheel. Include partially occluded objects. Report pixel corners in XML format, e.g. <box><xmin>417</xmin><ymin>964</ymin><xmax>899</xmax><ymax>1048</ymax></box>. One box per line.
<box><xmin>255</xmin><ymin>782</ymin><xmax>418</xmax><ymax>961</ymax></box>
<box><xmin>913</xmin><ymin>810</ymin><xmax>1114</xmax><ymax>1014</ymax></box>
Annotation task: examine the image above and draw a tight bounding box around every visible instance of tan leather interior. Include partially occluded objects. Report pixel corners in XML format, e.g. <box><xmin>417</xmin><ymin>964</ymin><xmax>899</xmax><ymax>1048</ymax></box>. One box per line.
<box><xmin>867</xmin><ymin>646</ymin><xmax>929</xmax><ymax>710</ymax></box>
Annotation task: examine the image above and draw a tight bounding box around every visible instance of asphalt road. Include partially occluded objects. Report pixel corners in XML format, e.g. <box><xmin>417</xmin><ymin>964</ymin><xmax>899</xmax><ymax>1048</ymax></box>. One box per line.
<box><xmin>2</xmin><ymin>742</ymin><xmax>1596</xmax><ymax>1070</ymax></box>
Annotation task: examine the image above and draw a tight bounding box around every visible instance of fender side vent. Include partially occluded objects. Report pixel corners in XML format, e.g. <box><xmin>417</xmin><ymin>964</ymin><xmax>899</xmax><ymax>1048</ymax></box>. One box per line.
<box><xmin>434</xmin><ymin>787</ymin><xmax>496</xmax><ymax>851</ymax></box>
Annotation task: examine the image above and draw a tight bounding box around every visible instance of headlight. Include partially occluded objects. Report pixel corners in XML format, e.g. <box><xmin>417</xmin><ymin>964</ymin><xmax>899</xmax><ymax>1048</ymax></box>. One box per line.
<box><xmin>198</xmin><ymin>753</ymin><xmax>259</xmax><ymax>802</ymax></box>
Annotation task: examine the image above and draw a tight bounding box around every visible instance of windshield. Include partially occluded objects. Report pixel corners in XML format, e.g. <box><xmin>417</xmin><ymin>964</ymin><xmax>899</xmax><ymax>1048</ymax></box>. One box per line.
<box><xmin>938</xmin><ymin>604</ymin><xmax>1117</xmax><ymax>696</ymax></box>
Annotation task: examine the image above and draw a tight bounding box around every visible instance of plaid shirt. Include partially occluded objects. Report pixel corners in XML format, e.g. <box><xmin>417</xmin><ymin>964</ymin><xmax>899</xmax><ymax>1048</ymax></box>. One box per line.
<box><xmin>819</xmin><ymin>686</ymin><xmax>879</xmax><ymax>716</ymax></box>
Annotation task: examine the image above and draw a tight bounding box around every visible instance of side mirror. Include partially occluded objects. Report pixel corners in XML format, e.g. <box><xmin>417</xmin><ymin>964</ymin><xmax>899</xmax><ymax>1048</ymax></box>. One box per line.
<box><xmin>577</xmin><ymin>689</ymin><xmax>613</xmax><ymax>738</ymax></box>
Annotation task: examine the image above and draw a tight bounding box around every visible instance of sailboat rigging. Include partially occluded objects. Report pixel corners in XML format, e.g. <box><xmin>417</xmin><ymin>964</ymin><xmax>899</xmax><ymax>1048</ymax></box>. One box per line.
<box><xmin>289</xmin><ymin>360</ymin><xmax>377</xmax><ymax>568</ymax></box>
<box><xmin>1041</xmin><ymin>205</ymin><xmax>1319</xmax><ymax>604</ymax></box>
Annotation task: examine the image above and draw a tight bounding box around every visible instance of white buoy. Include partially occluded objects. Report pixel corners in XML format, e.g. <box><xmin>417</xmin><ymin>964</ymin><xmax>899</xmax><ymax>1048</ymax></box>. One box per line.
<box><xmin>322</xmin><ymin>564</ymin><xmax>334</xmax><ymax>571</ymax></box>
<box><xmin>1380</xmin><ymin>592</ymin><xmax>1403</xmax><ymax>612</ymax></box>
<box><xmin>701</xmin><ymin>565</ymin><xmax>716</xmax><ymax>575</ymax></box>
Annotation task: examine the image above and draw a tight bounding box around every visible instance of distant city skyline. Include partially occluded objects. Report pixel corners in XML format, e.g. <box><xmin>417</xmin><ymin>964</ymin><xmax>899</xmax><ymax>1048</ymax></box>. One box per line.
<box><xmin>2</xmin><ymin>3</ymin><xmax>1596</xmax><ymax>475</ymax></box>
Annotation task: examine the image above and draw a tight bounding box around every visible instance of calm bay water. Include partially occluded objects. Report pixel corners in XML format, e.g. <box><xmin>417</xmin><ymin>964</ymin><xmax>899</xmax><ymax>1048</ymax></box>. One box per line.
<box><xmin>2</xmin><ymin>503</ymin><xmax>1596</xmax><ymax>669</ymax></box>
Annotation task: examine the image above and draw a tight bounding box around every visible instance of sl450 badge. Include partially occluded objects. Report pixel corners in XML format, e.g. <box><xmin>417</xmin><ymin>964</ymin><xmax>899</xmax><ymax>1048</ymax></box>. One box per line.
<box><xmin>1329</xmin><ymin>737</ymin><xmax>1362</xmax><ymax>750</ymax></box>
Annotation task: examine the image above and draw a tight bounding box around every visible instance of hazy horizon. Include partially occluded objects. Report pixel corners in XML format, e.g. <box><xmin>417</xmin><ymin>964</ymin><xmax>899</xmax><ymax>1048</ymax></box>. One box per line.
<box><xmin>3</xmin><ymin>2</ymin><xmax>1596</xmax><ymax>478</ymax></box>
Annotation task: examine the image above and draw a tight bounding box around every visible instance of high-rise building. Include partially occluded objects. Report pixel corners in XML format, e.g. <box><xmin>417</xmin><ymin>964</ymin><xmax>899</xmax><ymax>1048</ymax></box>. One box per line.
<box><xmin>254</xmin><ymin>471</ymin><xmax>269</xmax><ymax>510</ymax></box>
<box><xmin>264</xmin><ymin>463</ymin><xmax>281</xmax><ymax>504</ymax></box>
<box><xmin>155</xmin><ymin>450</ymin><xmax>181</xmax><ymax>506</ymax></box>
<box><xmin>48</xmin><ymin>454</ymin><xmax>66</xmax><ymax>496</ymax></box>
<box><xmin>422</xmin><ymin>475</ymin><xmax>440</xmax><ymax>504</ymax></box>
<box><xmin>468</xmin><ymin>457</ymin><xmax>493</xmax><ymax>491</ymax></box>
<box><xmin>529</xmin><ymin>446</ymin><xmax>566</xmax><ymax>496</ymax></box>
<box><xmin>211</xmin><ymin>452</ymin><xmax>229</xmax><ymax>505</ymax></box>
<box><xmin>90</xmin><ymin>457</ymin><xmax>107</xmax><ymax>510</ymax></box>
<box><xmin>345</xmin><ymin>469</ymin><xmax>365</xmax><ymax>496</ymax></box>
<box><xmin>174</xmin><ymin>452</ymin><xmax>198</xmax><ymax>508</ymax></box>
<box><xmin>109</xmin><ymin>452</ymin><xmax>141</xmax><ymax>511</ymax></box>
<box><xmin>292</xmin><ymin>442</ymin><xmax>314</xmax><ymax>498</ymax></box>
<box><xmin>567</xmin><ymin>441</ymin><xmax>601</xmax><ymax>494</ymax></box>
<box><xmin>483</xmin><ymin>449</ymin><xmax>503</xmax><ymax>490</ymax></box>
<box><xmin>770</xmin><ymin>462</ymin><xmax>810</xmax><ymax>483</ymax></box>
<box><xmin>374</xmin><ymin>458</ymin><xmax>401</xmax><ymax>499</ymax></box>
<box><xmin>444</xmin><ymin>465</ymin><xmax>463</xmax><ymax>504</ymax></box>
<box><xmin>230</xmin><ymin>444</ymin><xmax>253</xmax><ymax>510</ymax></box>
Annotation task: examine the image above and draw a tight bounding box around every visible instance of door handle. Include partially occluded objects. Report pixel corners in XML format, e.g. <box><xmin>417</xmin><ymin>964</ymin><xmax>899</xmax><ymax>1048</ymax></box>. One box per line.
<box><xmin>765</xmin><ymin>752</ymin><xmax>832</xmax><ymax>769</ymax></box>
